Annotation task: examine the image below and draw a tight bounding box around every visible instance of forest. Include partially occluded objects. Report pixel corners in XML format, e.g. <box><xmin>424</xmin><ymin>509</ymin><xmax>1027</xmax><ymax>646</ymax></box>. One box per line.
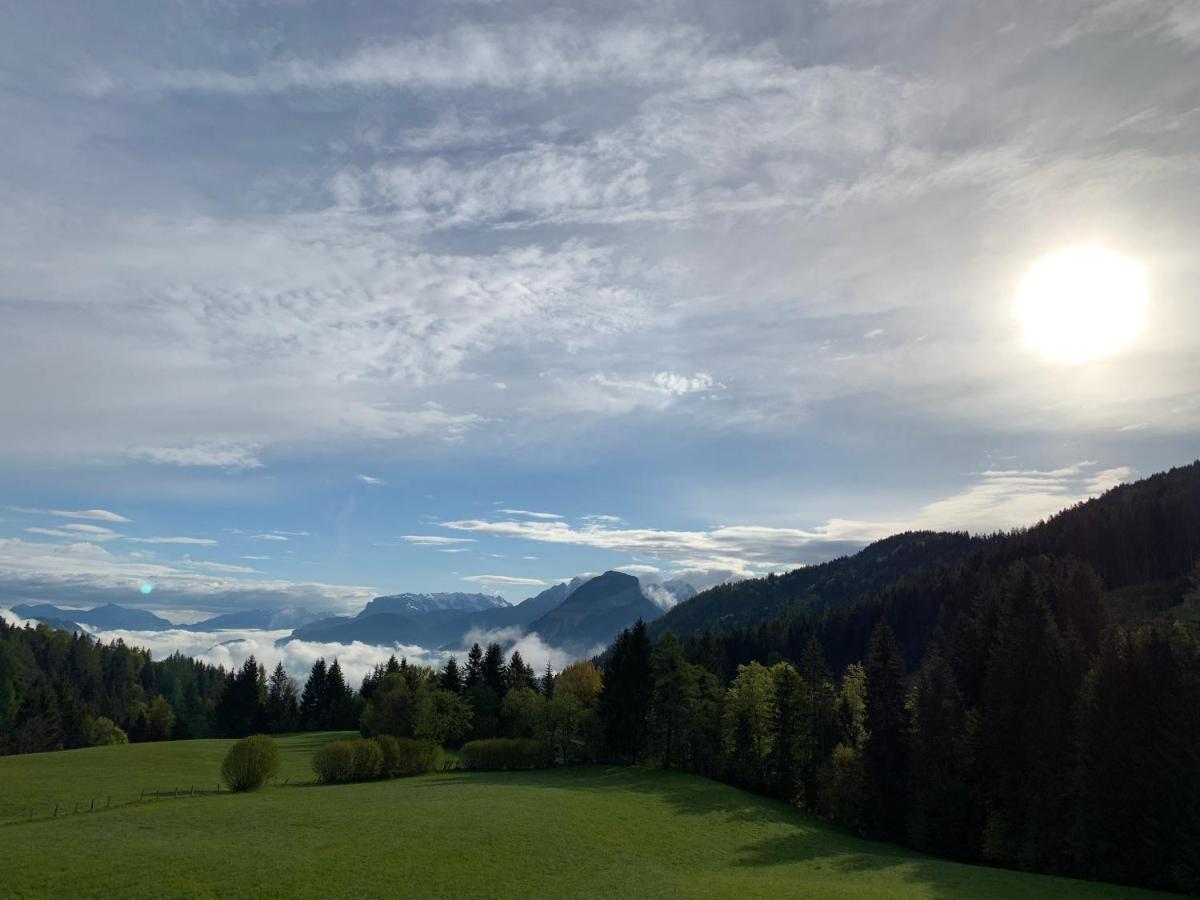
<box><xmin>2</xmin><ymin>462</ymin><xmax>1199</xmax><ymax>894</ymax></box>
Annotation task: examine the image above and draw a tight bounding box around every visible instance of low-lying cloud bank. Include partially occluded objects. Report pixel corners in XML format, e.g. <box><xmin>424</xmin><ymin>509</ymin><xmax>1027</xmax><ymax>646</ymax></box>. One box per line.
<box><xmin>0</xmin><ymin>610</ymin><xmax>583</xmax><ymax>686</ymax></box>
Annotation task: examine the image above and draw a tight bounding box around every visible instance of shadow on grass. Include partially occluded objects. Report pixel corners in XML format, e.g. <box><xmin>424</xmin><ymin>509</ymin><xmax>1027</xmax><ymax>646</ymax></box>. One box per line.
<box><xmin>412</xmin><ymin>766</ymin><xmax>1152</xmax><ymax>899</ymax></box>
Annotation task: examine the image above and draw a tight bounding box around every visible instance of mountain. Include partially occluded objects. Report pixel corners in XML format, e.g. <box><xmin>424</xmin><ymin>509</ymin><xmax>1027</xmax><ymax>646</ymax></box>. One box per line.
<box><xmin>646</xmin><ymin>530</ymin><xmax>981</xmax><ymax>642</ymax></box>
<box><xmin>279</xmin><ymin>582</ymin><xmax>574</xmax><ymax>649</ymax></box>
<box><xmin>649</xmin><ymin>460</ymin><xmax>1200</xmax><ymax>673</ymax></box>
<box><xmin>189</xmin><ymin>607</ymin><xmax>332</xmax><ymax>632</ymax></box>
<box><xmin>10</xmin><ymin>602</ymin><xmax>174</xmax><ymax>632</ymax></box>
<box><xmin>359</xmin><ymin>592</ymin><xmax>507</xmax><ymax>616</ymax></box>
<box><xmin>527</xmin><ymin>570</ymin><xmax>662</xmax><ymax>655</ymax></box>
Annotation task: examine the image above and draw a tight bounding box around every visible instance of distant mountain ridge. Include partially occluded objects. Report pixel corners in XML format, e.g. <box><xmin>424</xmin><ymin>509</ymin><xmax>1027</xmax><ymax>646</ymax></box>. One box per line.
<box><xmin>359</xmin><ymin>592</ymin><xmax>507</xmax><ymax>616</ymax></box>
<box><xmin>10</xmin><ymin>602</ymin><xmax>175</xmax><ymax>632</ymax></box>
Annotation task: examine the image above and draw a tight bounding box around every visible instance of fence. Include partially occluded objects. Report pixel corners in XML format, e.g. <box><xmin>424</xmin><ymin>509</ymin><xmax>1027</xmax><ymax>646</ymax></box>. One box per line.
<box><xmin>3</xmin><ymin>776</ymin><xmax>303</xmax><ymax>827</ymax></box>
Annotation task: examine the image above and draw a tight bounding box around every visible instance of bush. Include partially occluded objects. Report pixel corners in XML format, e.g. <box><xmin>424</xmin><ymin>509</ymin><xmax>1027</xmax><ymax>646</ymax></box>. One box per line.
<box><xmin>87</xmin><ymin>716</ymin><xmax>129</xmax><ymax>747</ymax></box>
<box><xmin>392</xmin><ymin>737</ymin><xmax>444</xmax><ymax>776</ymax></box>
<box><xmin>461</xmin><ymin>738</ymin><xmax>553</xmax><ymax>771</ymax></box>
<box><xmin>312</xmin><ymin>740</ymin><xmax>357</xmax><ymax>783</ymax></box>
<box><xmin>315</xmin><ymin>737</ymin><xmax>416</xmax><ymax>783</ymax></box>
<box><xmin>374</xmin><ymin>735</ymin><xmax>401</xmax><ymax>775</ymax></box>
<box><xmin>352</xmin><ymin>737</ymin><xmax>384</xmax><ymax>780</ymax></box>
<box><xmin>221</xmin><ymin>734</ymin><xmax>280</xmax><ymax>792</ymax></box>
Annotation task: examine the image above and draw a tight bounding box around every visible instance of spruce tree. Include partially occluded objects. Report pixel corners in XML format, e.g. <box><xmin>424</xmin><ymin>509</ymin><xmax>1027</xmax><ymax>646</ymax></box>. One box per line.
<box><xmin>464</xmin><ymin>643</ymin><xmax>484</xmax><ymax>688</ymax></box>
<box><xmin>482</xmin><ymin>643</ymin><xmax>508</xmax><ymax>696</ymax></box>
<box><xmin>299</xmin><ymin>658</ymin><xmax>327</xmax><ymax>729</ymax></box>
<box><xmin>440</xmin><ymin>656</ymin><xmax>463</xmax><ymax>694</ymax></box>
<box><xmin>864</xmin><ymin>619</ymin><xmax>908</xmax><ymax>840</ymax></box>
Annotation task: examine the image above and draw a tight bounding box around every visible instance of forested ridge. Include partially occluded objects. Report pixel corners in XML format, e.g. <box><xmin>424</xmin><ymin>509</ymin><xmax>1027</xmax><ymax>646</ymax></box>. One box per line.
<box><xmin>2</xmin><ymin>461</ymin><xmax>1199</xmax><ymax>893</ymax></box>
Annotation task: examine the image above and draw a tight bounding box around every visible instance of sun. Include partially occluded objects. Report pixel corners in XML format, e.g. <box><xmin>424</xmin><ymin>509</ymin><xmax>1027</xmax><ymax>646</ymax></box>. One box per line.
<box><xmin>1015</xmin><ymin>244</ymin><xmax>1148</xmax><ymax>364</ymax></box>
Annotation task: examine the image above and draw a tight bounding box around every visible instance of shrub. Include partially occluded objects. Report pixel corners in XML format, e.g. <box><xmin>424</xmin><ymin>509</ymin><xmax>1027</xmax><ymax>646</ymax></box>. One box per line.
<box><xmin>374</xmin><ymin>735</ymin><xmax>401</xmax><ymax>775</ymax></box>
<box><xmin>461</xmin><ymin>738</ymin><xmax>553</xmax><ymax>771</ymax></box>
<box><xmin>351</xmin><ymin>737</ymin><xmax>384</xmax><ymax>780</ymax></box>
<box><xmin>87</xmin><ymin>716</ymin><xmax>129</xmax><ymax>747</ymax></box>
<box><xmin>392</xmin><ymin>737</ymin><xmax>443</xmax><ymax>776</ymax></box>
<box><xmin>312</xmin><ymin>740</ymin><xmax>357</xmax><ymax>783</ymax></box>
<box><xmin>221</xmin><ymin>734</ymin><xmax>280</xmax><ymax>792</ymax></box>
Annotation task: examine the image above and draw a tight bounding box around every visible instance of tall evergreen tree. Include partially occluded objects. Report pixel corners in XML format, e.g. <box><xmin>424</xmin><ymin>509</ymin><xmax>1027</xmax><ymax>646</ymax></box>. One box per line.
<box><xmin>863</xmin><ymin>619</ymin><xmax>908</xmax><ymax>840</ymax></box>
<box><xmin>440</xmin><ymin>656</ymin><xmax>463</xmax><ymax>694</ymax></box>
<box><xmin>598</xmin><ymin>620</ymin><xmax>654</xmax><ymax>763</ymax></box>
<box><xmin>299</xmin><ymin>658</ymin><xmax>327</xmax><ymax>730</ymax></box>
<box><xmin>649</xmin><ymin>632</ymin><xmax>698</xmax><ymax>770</ymax></box>
<box><xmin>482</xmin><ymin>643</ymin><xmax>508</xmax><ymax>696</ymax></box>
<box><xmin>540</xmin><ymin>661</ymin><xmax>555</xmax><ymax>697</ymax></box>
<box><xmin>464</xmin><ymin>643</ymin><xmax>484</xmax><ymax>689</ymax></box>
<box><xmin>770</xmin><ymin>661</ymin><xmax>805</xmax><ymax>803</ymax></box>
<box><xmin>799</xmin><ymin>636</ymin><xmax>838</xmax><ymax>809</ymax></box>
<box><xmin>265</xmin><ymin>662</ymin><xmax>299</xmax><ymax>733</ymax></box>
<box><xmin>907</xmin><ymin>645</ymin><xmax>969</xmax><ymax>856</ymax></box>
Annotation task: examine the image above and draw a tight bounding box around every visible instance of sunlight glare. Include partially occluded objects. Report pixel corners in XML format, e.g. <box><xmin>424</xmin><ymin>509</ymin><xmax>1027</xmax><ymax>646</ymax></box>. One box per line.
<box><xmin>1015</xmin><ymin>245</ymin><xmax>1147</xmax><ymax>364</ymax></box>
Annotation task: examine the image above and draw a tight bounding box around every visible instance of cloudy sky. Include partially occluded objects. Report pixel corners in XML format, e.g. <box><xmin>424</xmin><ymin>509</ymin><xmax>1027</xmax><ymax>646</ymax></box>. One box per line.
<box><xmin>1</xmin><ymin>0</ymin><xmax>1198</xmax><ymax>618</ymax></box>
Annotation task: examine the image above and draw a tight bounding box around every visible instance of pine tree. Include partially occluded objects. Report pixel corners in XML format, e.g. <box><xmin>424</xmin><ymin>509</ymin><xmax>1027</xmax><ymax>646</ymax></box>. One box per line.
<box><xmin>799</xmin><ymin>636</ymin><xmax>838</xmax><ymax>810</ymax></box>
<box><xmin>440</xmin><ymin>656</ymin><xmax>463</xmax><ymax>694</ymax></box>
<box><xmin>482</xmin><ymin>643</ymin><xmax>508</xmax><ymax>696</ymax></box>
<box><xmin>507</xmin><ymin>650</ymin><xmax>534</xmax><ymax>692</ymax></box>
<box><xmin>770</xmin><ymin>662</ymin><xmax>805</xmax><ymax>802</ymax></box>
<box><xmin>464</xmin><ymin>643</ymin><xmax>484</xmax><ymax>689</ymax></box>
<box><xmin>907</xmin><ymin>645</ymin><xmax>968</xmax><ymax>856</ymax></box>
<box><xmin>864</xmin><ymin>619</ymin><xmax>908</xmax><ymax>840</ymax></box>
<box><xmin>598</xmin><ymin>620</ymin><xmax>654</xmax><ymax>763</ymax></box>
<box><xmin>299</xmin><ymin>658</ymin><xmax>327</xmax><ymax>729</ymax></box>
<box><xmin>540</xmin><ymin>661</ymin><xmax>555</xmax><ymax>697</ymax></box>
<box><xmin>649</xmin><ymin>633</ymin><xmax>698</xmax><ymax>770</ymax></box>
<box><xmin>265</xmin><ymin>662</ymin><xmax>299</xmax><ymax>733</ymax></box>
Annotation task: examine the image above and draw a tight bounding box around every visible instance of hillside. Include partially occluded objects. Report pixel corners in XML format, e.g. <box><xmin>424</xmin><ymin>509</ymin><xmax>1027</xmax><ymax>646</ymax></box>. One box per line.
<box><xmin>0</xmin><ymin>738</ymin><xmax>1164</xmax><ymax>899</ymax></box>
<box><xmin>652</xmin><ymin>461</ymin><xmax>1200</xmax><ymax>649</ymax></box>
<box><xmin>649</xmin><ymin>531</ymin><xmax>980</xmax><ymax>642</ymax></box>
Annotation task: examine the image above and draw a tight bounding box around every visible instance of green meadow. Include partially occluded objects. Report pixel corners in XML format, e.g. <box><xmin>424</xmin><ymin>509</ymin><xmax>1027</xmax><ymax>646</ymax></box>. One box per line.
<box><xmin>0</xmin><ymin>735</ymin><xmax>1169</xmax><ymax>899</ymax></box>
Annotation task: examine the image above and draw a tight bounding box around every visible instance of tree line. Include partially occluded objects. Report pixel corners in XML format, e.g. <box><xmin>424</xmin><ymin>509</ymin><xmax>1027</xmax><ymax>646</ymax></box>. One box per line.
<box><xmin>598</xmin><ymin>559</ymin><xmax>1200</xmax><ymax>895</ymax></box>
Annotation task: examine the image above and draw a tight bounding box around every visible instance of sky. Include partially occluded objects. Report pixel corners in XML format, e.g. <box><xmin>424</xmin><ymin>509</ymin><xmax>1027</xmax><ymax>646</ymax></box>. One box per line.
<box><xmin>1</xmin><ymin>0</ymin><xmax>1198</xmax><ymax>622</ymax></box>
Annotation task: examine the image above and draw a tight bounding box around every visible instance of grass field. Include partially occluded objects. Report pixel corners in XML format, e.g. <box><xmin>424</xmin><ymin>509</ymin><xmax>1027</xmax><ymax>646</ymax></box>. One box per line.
<box><xmin>0</xmin><ymin>736</ymin><xmax>1170</xmax><ymax>899</ymax></box>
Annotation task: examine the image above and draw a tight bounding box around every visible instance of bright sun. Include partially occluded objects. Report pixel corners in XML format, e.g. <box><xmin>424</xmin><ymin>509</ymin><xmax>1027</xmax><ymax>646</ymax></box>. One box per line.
<box><xmin>1015</xmin><ymin>244</ymin><xmax>1148</xmax><ymax>364</ymax></box>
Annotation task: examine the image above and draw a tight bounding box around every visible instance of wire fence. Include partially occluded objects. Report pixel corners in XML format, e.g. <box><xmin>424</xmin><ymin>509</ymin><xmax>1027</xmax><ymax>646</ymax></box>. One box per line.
<box><xmin>2</xmin><ymin>776</ymin><xmax>312</xmax><ymax>827</ymax></box>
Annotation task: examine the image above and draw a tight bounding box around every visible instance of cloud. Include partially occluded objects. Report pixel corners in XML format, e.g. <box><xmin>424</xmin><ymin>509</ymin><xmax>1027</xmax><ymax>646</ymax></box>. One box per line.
<box><xmin>357</xmin><ymin>474</ymin><xmax>386</xmax><ymax>485</ymax></box>
<box><xmin>65</xmin><ymin>625</ymin><xmax>448</xmax><ymax>687</ymax></box>
<box><xmin>21</xmin><ymin>524</ymin><xmax>124</xmax><ymax>541</ymax></box>
<box><xmin>126</xmin><ymin>536</ymin><xmax>218</xmax><ymax>545</ymax></box>
<box><xmin>443</xmin><ymin>461</ymin><xmax>1135</xmax><ymax>575</ymax></box>
<box><xmin>91</xmin><ymin>21</ymin><xmax>704</xmax><ymax>96</ymax></box>
<box><xmin>130</xmin><ymin>442</ymin><xmax>264</xmax><ymax>469</ymax></box>
<box><xmin>496</xmin><ymin>509</ymin><xmax>562</xmax><ymax>520</ymax></box>
<box><xmin>254</xmin><ymin>534</ymin><xmax>289</xmax><ymax>541</ymax></box>
<box><xmin>399</xmin><ymin>535</ymin><xmax>477</xmax><ymax>546</ymax></box>
<box><xmin>461</xmin><ymin>574</ymin><xmax>547</xmax><ymax>586</ymax></box>
<box><xmin>7</xmin><ymin>506</ymin><xmax>130</xmax><ymax>523</ymax></box>
<box><xmin>0</xmin><ymin>538</ymin><xmax>375</xmax><ymax>615</ymax></box>
<box><xmin>458</xmin><ymin>626</ymin><xmax>591</xmax><ymax>671</ymax></box>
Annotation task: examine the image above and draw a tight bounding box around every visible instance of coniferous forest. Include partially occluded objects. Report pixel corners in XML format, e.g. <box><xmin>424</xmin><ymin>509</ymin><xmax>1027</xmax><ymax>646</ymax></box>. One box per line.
<box><xmin>2</xmin><ymin>462</ymin><xmax>1199</xmax><ymax>894</ymax></box>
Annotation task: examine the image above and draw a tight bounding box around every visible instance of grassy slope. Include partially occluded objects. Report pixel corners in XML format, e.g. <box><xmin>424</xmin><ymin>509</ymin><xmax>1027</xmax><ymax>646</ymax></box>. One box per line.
<box><xmin>0</xmin><ymin>731</ymin><xmax>355</xmax><ymax>823</ymax></box>
<box><xmin>0</xmin><ymin>741</ymin><xmax>1171</xmax><ymax>899</ymax></box>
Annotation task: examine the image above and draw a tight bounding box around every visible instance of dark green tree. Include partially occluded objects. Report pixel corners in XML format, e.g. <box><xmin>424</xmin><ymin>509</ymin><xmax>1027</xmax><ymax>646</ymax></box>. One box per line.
<box><xmin>863</xmin><ymin>619</ymin><xmax>908</xmax><ymax>840</ymax></box>
<box><xmin>439</xmin><ymin>656</ymin><xmax>462</xmax><ymax>694</ymax></box>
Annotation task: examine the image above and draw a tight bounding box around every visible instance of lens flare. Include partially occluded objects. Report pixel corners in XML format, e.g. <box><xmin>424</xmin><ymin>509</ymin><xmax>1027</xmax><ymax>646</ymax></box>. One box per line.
<box><xmin>139</xmin><ymin>582</ymin><xmax>154</xmax><ymax>595</ymax></box>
